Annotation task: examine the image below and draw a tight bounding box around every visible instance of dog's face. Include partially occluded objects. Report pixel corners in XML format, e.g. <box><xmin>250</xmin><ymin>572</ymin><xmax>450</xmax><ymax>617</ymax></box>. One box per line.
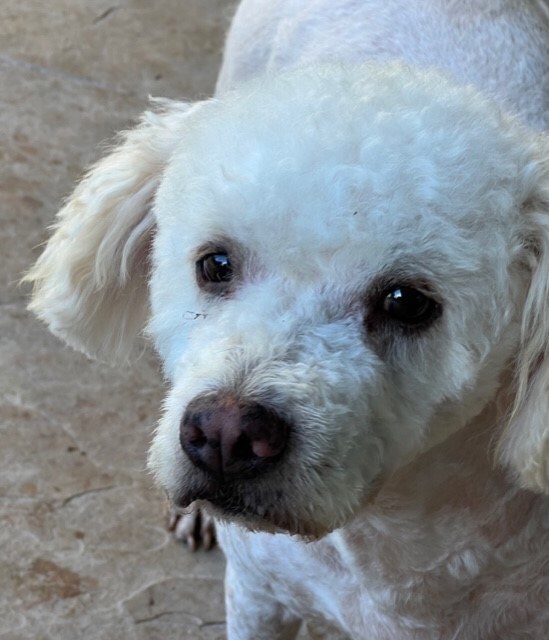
<box><xmin>147</xmin><ymin>66</ymin><xmax>535</xmax><ymax>535</ymax></box>
<box><xmin>27</xmin><ymin>64</ymin><xmax>549</xmax><ymax>536</ymax></box>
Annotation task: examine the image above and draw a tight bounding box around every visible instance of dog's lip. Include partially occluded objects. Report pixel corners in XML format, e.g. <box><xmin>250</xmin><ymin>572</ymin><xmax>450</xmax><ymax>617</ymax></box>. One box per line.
<box><xmin>171</xmin><ymin>469</ymin><xmax>386</xmax><ymax>537</ymax></box>
<box><xmin>171</xmin><ymin>487</ymin><xmax>334</xmax><ymax>538</ymax></box>
<box><xmin>172</xmin><ymin>480</ymin><xmax>242</xmax><ymax>512</ymax></box>
<box><xmin>172</xmin><ymin>482</ymin><xmax>289</xmax><ymax>530</ymax></box>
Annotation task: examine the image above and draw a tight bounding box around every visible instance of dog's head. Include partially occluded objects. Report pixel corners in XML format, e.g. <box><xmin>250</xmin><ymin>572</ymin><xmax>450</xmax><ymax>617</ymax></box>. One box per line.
<box><xmin>27</xmin><ymin>64</ymin><xmax>549</xmax><ymax>536</ymax></box>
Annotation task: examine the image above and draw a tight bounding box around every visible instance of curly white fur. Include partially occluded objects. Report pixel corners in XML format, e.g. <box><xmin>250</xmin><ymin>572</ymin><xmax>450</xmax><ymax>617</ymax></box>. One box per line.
<box><xmin>27</xmin><ymin>1</ymin><xmax>549</xmax><ymax>638</ymax></box>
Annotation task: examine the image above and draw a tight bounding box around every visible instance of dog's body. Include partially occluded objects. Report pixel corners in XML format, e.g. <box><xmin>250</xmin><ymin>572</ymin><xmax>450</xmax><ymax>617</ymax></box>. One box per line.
<box><xmin>217</xmin><ymin>0</ymin><xmax>549</xmax><ymax>131</ymax></box>
<box><xmin>27</xmin><ymin>1</ymin><xmax>549</xmax><ymax>638</ymax></box>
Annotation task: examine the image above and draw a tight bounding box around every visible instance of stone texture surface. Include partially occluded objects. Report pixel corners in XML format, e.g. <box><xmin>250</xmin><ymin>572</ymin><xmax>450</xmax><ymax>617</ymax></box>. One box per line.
<box><xmin>0</xmin><ymin>2</ymin><xmax>234</xmax><ymax>638</ymax></box>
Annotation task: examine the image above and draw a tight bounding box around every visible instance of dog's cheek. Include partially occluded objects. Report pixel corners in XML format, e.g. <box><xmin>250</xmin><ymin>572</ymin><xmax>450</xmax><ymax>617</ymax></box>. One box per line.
<box><xmin>147</xmin><ymin>263</ymin><xmax>203</xmax><ymax>379</ymax></box>
<box><xmin>380</xmin><ymin>310</ymin><xmax>520</xmax><ymax>459</ymax></box>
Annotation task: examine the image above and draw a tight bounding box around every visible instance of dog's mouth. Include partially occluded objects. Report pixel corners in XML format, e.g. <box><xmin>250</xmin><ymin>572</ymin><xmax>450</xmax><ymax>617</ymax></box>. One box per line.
<box><xmin>172</xmin><ymin>481</ymin><xmax>331</xmax><ymax>538</ymax></box>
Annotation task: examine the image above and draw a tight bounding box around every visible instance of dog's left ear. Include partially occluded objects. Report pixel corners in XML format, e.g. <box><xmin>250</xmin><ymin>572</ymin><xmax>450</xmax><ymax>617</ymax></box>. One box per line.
<box><xmin>26</xmin><ymin>100</ymin><xmax>198</xmax><ymax>362</ymax></box>
<box><xmin>498</xmin><ymin>136</ymin><xmax>549</xmax><ymax>493</ymax></box>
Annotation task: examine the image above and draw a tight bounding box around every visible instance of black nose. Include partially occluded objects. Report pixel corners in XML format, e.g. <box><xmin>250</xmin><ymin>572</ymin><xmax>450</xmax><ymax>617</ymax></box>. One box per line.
<box><xmin>180</xmin><ymin>395</ymin><xmax>289</xmax><ymax>480</ymax></box>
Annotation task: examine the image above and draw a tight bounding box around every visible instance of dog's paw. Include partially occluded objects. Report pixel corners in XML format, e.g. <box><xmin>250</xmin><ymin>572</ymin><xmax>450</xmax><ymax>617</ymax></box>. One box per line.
<box><xmin>168</xmin><ymin>501</ymin><xmax>216</xmax><ymax>551</ymax></box>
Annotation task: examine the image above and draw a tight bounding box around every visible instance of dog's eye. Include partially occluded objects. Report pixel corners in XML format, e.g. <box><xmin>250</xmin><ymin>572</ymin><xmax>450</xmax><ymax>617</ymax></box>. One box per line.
<box><xmin>196</xmin><ymin>252</ymin><xmax>233</xmax><ymax>288</ymax></box>
<box><xmin>382</xmin><ymin>286</ymin><xmax>440</xmax><ymax>327</ymax></box>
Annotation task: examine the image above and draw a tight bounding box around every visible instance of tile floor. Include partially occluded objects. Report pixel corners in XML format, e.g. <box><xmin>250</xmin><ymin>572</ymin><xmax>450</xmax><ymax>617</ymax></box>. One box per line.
<box><xmin>1</xmin><ymin>2</ymin><xmax>235</xmax><ymax>638</ymax></box>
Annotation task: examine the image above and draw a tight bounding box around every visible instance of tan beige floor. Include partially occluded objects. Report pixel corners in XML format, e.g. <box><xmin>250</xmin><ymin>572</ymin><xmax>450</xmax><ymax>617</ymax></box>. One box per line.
<box><xmin>1</xmin><ymin>2</ymin><xmax>234</xmax><ymax>638</ymax></box>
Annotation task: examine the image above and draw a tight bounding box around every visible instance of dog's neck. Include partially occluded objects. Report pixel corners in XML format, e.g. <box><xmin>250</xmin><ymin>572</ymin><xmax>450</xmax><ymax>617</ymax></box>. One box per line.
<box><xmin>349</xmin><ymin>396</ymin><xmax>540</xmax><ymax>558</ymax></box>
<box><xmin>331</xmin><ymin>398</ymin><xmax>547</xmax><ymax>636</ymax></box>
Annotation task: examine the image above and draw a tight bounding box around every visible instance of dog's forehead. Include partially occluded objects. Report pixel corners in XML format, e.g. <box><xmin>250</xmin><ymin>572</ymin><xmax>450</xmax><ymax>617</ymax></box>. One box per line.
<box><xmin>157</xmin><ymin>64</ymin><xmax>525</xmax><ymax>275</ymax></box>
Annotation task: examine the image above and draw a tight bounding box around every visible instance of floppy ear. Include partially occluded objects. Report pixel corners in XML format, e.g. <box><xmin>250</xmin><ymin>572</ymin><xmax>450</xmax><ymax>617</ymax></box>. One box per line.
<box><xmin>26</xmin><ymin>99</ymin><xmax>196</xmax><ymax>362</ymax></box>
<box><xmin>498</xmin><ymin>142</ymin><xmax>549</xmax><ymax>493</ymax></box>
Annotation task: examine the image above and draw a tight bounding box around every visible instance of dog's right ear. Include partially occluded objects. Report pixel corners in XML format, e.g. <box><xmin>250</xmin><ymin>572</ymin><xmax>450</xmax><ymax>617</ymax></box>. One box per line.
<box><xmin>497</xmin><ymin>135</ymin><xmax>549</xmax><ymax>493</ymax></box>
<box><xmin>25</xmin><ymin>99</ymin><xmax>198</xmax><ymax>362</ymax></box>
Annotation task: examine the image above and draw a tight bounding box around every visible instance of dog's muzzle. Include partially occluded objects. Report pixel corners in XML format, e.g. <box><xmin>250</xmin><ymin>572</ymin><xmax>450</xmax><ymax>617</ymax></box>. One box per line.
<box><xmin>180</xmin><ymin>394</ymin><xmax>290</xmax><ymax>481</ymax></box>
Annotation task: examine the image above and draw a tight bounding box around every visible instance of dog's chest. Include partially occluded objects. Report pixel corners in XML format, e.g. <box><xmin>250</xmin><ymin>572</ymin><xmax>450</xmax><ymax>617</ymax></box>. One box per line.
<box><xmin>218</xmin><ymin>498</ymin><xmax>548</xmax><ymax>639</ymax></box>
<box><xmin>219</xmin><ymin>523</ymin><xmax>384</xmax><ymax>635</ymax></box>
<box><xmin>218</xmin><ymin>520</ymin><xmax>463</xmax><ymax>637</ymax></box>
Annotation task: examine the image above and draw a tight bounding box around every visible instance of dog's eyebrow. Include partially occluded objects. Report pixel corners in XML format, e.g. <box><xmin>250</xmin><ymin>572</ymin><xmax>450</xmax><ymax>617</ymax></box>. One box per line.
<box><xmin>366</xmin><ymin>271</ymin><xmax>441</xmax><ymax>302</ymax></box>
<box><xmin>193</xmin><ymin>238</ymin><xmax>233</xmax><ymax>261</ymax></box>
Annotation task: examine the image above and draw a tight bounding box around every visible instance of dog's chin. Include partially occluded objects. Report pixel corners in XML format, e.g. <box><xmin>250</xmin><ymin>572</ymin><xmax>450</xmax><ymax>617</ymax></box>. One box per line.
<box><xmin>171</xmin><ymin>468</ymin><xmax>387</xmax><ymax>539</ymax></box>
<box><xmin>172</xmin><ymin>484</ymin><xmax>338</xmax><ymax>539</ymax></box>
<box><xmin>215</xmin><ymin>505</ymin><xmax>337</xmax><ymax>539</ymax></box>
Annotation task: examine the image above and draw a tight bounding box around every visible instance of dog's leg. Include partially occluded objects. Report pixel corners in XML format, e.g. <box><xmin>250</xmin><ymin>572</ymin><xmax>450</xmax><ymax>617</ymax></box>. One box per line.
<box><xmin>225</xmin><ymin>561</ymin><xmax>302</xmax><ymax>640</ymax></box>
<box><xmin>167</xmin><ymin>501</ymin><xmax>216</xmax><ymax>551</ymax></box>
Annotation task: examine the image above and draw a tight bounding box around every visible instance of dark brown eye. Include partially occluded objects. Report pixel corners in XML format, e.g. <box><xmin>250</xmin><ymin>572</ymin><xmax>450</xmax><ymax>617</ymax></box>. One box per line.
<box><xmin>382</xmin><ymin>286</ymin><xmax>440</xmax><ymax>326</ymax></box>
<box><xmin>196</xmin><ymin>252</ymin><xmax>233</xmax><ymax>287</ymax></box>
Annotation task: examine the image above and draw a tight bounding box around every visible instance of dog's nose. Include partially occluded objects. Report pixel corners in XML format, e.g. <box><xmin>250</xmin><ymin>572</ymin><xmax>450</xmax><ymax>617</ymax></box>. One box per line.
<box><xmin>180</xmin><ymin>395</ymin><xmax>289</xmax><ymax>480</ymax></box>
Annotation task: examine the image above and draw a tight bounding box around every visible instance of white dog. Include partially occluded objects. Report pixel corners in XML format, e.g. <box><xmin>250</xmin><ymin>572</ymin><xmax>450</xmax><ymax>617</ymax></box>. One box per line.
<box><xmin>27</xmin><ymin>1</ymin><xmax>549</xmax><ymax>638</ymax></box>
